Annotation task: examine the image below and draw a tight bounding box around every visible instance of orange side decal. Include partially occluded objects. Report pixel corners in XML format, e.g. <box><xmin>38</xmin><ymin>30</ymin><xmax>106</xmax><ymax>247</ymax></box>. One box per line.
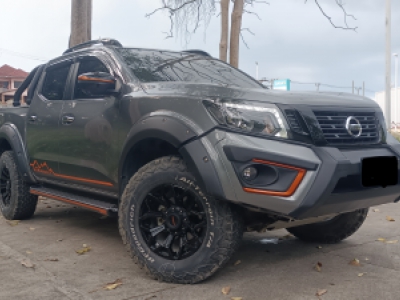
<box><xmin>30</xmin><ymin>160</ymin><xmax>113</xmax><ymax>187</ymax></box>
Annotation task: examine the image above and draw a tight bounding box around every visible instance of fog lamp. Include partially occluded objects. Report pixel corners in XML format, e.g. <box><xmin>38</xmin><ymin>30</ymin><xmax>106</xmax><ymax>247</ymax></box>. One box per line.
<box><xmin>242</xmin><ymin>167</ymin><xmax>258</xmax><ymax>181</ymax></box>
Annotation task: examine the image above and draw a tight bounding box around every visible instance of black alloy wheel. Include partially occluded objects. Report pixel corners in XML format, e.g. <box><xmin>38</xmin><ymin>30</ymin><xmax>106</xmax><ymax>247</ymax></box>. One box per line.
<box><xmin>0</xmin><ymin>165</ymin><xmax>11</xmax><ymax>207</ymax></box>
<box><xmin>139</xmin><ymin>184</ymin><xmax>207</xmax><ymax>260</ymax></box>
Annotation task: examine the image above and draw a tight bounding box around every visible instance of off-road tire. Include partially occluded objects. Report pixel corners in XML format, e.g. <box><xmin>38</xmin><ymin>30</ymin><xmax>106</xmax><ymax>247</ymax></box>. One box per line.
<box><xmin>287</xmin><ymin>208</ymin><xmax>368</xmax><ymax>244</ymax></box>
<box><xmin>119</xmin><ymin>156</ymin><xmax>243</xmax><ymax>284</ymax></box>
<box><xmin>0</xmin><ymin>151</ymin><xmax>38</xmax><ymax>220</ymax></box>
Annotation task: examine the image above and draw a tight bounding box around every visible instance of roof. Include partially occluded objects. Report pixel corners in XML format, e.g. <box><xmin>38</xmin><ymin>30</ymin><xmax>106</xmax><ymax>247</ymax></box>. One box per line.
<box><xmin>0</xmin><ymin>64</ymin><xmax>29</xmax><ymax>79</ymax></box>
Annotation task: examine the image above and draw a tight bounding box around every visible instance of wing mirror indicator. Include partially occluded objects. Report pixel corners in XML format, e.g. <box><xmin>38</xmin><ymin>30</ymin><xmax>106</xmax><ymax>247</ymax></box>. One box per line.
<box><xmin>78</xmin><ymin>72</ymin><xmax>116</xmax><ymax>84</ymax></box>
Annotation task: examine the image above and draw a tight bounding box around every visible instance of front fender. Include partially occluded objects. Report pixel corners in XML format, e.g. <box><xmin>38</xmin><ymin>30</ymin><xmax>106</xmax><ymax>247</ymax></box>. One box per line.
<box><xmin>118</xmin><ymin>112</ymin><xmax>225</xmax><ymax>199</ymax></box>
<box><xmin>0</xmin><ymin>123</ymin><xmax>36</xmax><ymax>183</ymax></box>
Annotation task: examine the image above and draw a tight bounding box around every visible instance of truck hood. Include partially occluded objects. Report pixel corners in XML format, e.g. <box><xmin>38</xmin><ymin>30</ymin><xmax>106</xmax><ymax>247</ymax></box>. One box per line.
<box><xmin>141</xmin><ymin>82</ymin><xmax>379</xmax><ymax>109</ymax></box>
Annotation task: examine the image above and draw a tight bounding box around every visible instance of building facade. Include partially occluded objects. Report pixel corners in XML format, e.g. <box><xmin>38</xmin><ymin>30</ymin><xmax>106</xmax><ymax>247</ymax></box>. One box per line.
<box><xmin>0</xmin><ymin>64</ymin><xmax>29</xmax><ymax>105</ymax></box>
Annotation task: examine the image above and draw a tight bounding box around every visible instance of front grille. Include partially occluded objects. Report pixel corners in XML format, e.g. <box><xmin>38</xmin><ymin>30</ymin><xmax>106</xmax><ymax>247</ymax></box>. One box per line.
<box><xmin>285</xmin><ymin>109</ymin><xmax>303</xmax><ymax>133</ymax></box>
<box><xmin>313</xmin><ymin>111</ymin><xmax>380</xmax><ymax>145</ymax></box>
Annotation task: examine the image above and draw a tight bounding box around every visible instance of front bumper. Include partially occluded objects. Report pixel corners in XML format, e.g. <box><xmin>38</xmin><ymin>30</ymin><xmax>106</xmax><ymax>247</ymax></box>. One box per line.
<box><xmin>186</xmin><ymin>130</ymin><xmax>400</xmax><ymax>220</ymax></box>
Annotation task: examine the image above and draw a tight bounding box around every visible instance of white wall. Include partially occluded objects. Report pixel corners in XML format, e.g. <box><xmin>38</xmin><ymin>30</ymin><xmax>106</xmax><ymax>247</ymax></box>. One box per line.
<box><xmin>374</xmin><ymin>88</ymin><xmax>400</xmax><ymax>124</ymax></box>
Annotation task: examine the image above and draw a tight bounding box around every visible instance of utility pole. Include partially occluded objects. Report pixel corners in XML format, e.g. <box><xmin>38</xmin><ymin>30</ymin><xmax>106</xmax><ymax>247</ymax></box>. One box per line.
<box><xmin>394</xmin><ymin>53</ymin><xmax>398</xmax><ymax>125</ymax></box>
<box><xmin>385</xmin><ymin>0</ymin><xmax>391</xmax><ymax>130</ymax></box>
<box><xmin>255</xmin><ymin>62</ymin><xmax>259</xmax><ymax>80</ymax></box>
<box><xmin>69</xmin><ymin>0</ymin><xmax>92</xmax><ymax>48</ymax></box>
<box><xmin>363</xmin><ymin>81</ymin><xmax>365</xmax><ymax>97</ymax></box>
<box><xmin>315</xmin><ymin>83</ymin><xmax>320</xmax><ymax>92</ymax></box>
<box><xmin>352</xmin><ymin>81</ymin><xmax>355</xmax><ymax>94</ymax></box>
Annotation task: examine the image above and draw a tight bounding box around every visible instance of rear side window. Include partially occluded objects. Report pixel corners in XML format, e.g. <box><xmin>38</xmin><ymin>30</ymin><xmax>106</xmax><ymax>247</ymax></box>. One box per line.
<box><xmin>41</xmin><ymin>64</ymin><xmax>70</xmax><ymax>100</ymax></box>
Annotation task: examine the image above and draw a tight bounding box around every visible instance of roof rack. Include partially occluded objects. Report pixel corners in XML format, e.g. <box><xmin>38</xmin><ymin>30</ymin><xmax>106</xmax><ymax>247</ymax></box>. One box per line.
<box><xmin>63</xmin><ymin>38</ymin><xmax>123</xmax><ymax>55</ymax></box>
<box><xmin>182</xmin><ymin>50</ymin><xmax>212</xmax><ymax>57</ymax></box>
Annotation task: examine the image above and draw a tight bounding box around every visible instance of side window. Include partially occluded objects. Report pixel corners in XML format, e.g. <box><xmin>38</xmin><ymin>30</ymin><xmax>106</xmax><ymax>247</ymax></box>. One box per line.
<box><xmin>41</xmin><ymin>64</ymin><xmax>71</xmax><ymax>100</ymax></box>
<box><xmin>74</xmin><ymin>58</ymin><xmax>110</xmax><ymax>99</ymax></box>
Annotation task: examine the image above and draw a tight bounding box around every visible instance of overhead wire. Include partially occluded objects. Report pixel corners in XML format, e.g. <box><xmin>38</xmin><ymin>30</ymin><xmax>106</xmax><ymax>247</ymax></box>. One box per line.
<box><xmin>0</xmin><ymin>48</ymin><xmax>49</xmax><ymax>62</ymax></box>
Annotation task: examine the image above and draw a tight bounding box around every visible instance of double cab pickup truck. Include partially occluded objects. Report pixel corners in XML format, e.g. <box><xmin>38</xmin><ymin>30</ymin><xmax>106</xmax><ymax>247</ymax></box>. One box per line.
<box><xmin>1</xmin><ymin>38</ymin><xmax>400</xmax><ymax>283</ymax></box>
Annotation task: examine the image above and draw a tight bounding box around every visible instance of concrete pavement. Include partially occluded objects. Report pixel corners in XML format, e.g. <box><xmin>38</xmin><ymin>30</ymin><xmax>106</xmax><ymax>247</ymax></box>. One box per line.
<box><xmin>1</xmin><ymin>199</ymin><xmax>400</xmax><ymax>300</ymax></box>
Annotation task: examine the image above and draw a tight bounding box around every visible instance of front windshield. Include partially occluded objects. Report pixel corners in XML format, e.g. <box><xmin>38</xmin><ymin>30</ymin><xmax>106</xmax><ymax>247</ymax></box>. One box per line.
<box><xmin>116</xmin><ymin>48</ymin><xmax>263</xmax><ymax>89</ymax></box>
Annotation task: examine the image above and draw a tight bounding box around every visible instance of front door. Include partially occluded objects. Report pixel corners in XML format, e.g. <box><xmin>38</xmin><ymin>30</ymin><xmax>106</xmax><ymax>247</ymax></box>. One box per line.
<box><xmin>26</xmin><ymin>60</ymin><xmax>73</xmax><ymax>179</ymax></box>
<box><xmin>56</xmin><ymin>55</ymin><xmax>120</xmax><ymax>192</ymax></box>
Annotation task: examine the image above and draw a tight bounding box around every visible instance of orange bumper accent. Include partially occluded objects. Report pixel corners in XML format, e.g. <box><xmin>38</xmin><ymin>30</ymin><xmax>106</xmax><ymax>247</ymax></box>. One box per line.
<box><xmin>243</xmin><ymin>159</ymin><xmax>306</xmax><ymax>197</ymax></box>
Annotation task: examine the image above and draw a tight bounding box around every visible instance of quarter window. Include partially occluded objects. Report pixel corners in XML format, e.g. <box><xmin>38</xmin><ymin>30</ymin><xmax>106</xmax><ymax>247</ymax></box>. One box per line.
<box><xmin>41</xmin><ymin>64</ymin><xmax>71</xmax><ymax>100</ymax></box>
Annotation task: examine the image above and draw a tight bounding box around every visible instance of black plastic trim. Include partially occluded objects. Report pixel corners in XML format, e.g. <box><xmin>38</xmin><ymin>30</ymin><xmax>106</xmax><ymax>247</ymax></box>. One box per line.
<box><xmin>13</xmin><ymin>65</ymin><xmax>41</xmax><ymax>107</ymax></box>
<box><xmin>179</xmin><ymin>139</ymin><xmax>226</xmax><ymax>199</ymax></box>
<box><xmin>0</xmin><ymin>124</ymin><xmax>37</xmax><ymax>184</ymax></box>
<box><xmin>118</xmin><ymin>115</ymin><xmax>198</xmax><ymax>193</ymax></box>
<box><xmin>223</xmin><ymin>145</ymin><xmax>319</xmax><ymax>170</ymax></box>
<box><xmin>231</xmin><ymin>161</ymin><xmax>298</xmax><ymax>192</ymax></box>
<box><xmin>26</xmin><ymin>65</ymin><xmax>45</xmax><ymax>105</ymax></box>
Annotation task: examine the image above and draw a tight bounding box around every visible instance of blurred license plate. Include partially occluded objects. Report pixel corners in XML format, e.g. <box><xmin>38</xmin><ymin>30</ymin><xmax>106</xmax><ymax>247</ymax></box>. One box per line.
<box><xmin>362</xmin><ymin>156</ymin><xmax>398</xmax><ymax>187</ymax></box>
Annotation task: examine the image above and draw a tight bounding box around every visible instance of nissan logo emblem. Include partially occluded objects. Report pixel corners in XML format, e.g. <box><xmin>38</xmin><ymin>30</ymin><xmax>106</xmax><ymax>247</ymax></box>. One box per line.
<box><xmin>345</xmin><ymin>116</ymin><xmax>362</xmax><ymax>137</ymax></box>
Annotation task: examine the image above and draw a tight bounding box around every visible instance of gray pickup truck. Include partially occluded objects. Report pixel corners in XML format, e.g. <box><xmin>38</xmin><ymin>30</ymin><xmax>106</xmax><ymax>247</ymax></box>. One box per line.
<box><xmin>0</xmin><ymin>38</ymin><xmax>399</xmax><ymax>284</ymax></box>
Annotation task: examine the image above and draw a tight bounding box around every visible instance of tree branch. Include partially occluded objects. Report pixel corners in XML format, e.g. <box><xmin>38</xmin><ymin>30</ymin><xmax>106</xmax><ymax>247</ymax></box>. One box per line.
<box><xmin>307</xmin><ymin>0</ymin><xmax>358</xmax><ymax>31</ymax></box>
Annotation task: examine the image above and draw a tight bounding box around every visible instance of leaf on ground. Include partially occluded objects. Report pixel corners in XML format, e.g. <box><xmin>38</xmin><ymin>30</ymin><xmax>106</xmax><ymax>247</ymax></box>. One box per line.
<box><xmin>316</xmin><ymin>245</ymin><xmax>322</xmax><ymax>249</ymax></box>
<box><xmin>358</xmin><ymin>272</ymin><xmax>366</xmax><ymax>277</ymax></box>
<box><xmin>222</xmin><ymin>286</ymin><xmax>231</xmax><ymax>295</ymax></box>
<box><xmin>57</xmin><ymin>239</ymin><xmax>63</xmax><ymax>242</ymax></box>
<box><xmin>103</xmin><ymin>279</ymin><xmax>123</xmax><ymax>290</ymax></box>
<box><xmin>279</xmin><ymin>234</ymin><xmax>293</xmax><ymax>240</ymax></box>
<box><xmin>315</xmin><ymin>289</ymin><xmax>327</xmax><ymax>297</ymax></box>
<box><xmin>377</xmin><ymin>238</ymin><xmax>386</xmax><ymax>242</ymax></box>
<box><xmin>386</xmin><ymin>216</ymin><xmax>395</xmax><ymax>222</ymax></box>
<box><xmin>349</xmin><ymin>258</ymin><xmax>361</xmax><ymax>266</ymax></box>
<box><xmin>44</xmin><ymin>258</ymin><xmax>59</xmax><ymax>262</ymax></box>
<box><xmin>231</xmin><ymin>297</ymin><xmax>243</xmax><ymax>300</ymax></box>
<box><xmin>373</xmin><ymin>208</ymin><xmax>380</xmax><ymax>212</ymax></box>
<box><xmin>386</xmin><ymin>240</ymin><xmax>398</xmax><ymax>244</ymax></box>
<box><xmin>21</xmin><ymin>259</ymin><xmax>35</xmax><ymax>268</ymax></box>
<box><xmin>314</xmin><ymin>262</ymin><xmax>323</xmax><ymax>272</ymax></box>
<box><xmin>234</xmin><ymin>260</ymin><xmax>241</xmax><ymax>266</ymax></box>
<box><xmin>29</xmin><ymin>227</ymin><xmax>35</xmax><ymax>231</ymax></box>
<box><xmin>26</xmin><ymin>251</ymin><xmax>32</xmax><ymax>254</ymax></box>
<box><xmin>76</xmin><ymin>247</ymin><xmax>91</xmax><ymax>255</ymax></box>
<box><xmin>7</xmin><ymin>220</ymin><xmax>19</xmax><ymax>226</ymax></box>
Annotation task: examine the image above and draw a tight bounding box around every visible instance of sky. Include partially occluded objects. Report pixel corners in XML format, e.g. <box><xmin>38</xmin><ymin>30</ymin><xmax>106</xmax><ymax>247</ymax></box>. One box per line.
<box><xmin>1</xmin><ymin>0</ymin><xmax>399</xmax><ymax>99</ymax></box>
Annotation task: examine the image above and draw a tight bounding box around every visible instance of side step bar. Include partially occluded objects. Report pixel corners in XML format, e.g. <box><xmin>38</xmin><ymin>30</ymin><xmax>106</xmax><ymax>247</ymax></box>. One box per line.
<box><xmin>30</xmin><ymin>187</ymin><xmax>118</xmax><ymax>216</ymax></box>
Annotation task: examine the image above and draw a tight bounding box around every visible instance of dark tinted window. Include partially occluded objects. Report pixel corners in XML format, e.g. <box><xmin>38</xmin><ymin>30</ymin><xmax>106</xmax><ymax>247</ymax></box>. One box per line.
<box><xmin>116</xmin><ymin>48</ymin><xmax>262</xmax><ymax>88</ymax></box>
<box><xmin>0</xmin><ymin>81</ymin><xmax>9</xmax><ymax>89</ymax></box>
<box><xmin>74</xmin><ymin>58</ymin><xmax>110</xmax><ymax>99</ymax></box>
<box><xmin>41</xmin><ymin>64</ymin><xmax>70</xmax><ymax>100</ymax></box>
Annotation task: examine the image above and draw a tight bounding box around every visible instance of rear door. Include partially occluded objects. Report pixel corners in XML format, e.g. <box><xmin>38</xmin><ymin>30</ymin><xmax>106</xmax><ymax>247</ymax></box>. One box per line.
<box><xmin>56</xmin><ymin>54</ymin><xmax>120</xmax><ymax>192</ymax></box>
<box><xmin>26</xmin><ymin>60</ymin><xmax>73</xmax><ymax>178</ymax></box>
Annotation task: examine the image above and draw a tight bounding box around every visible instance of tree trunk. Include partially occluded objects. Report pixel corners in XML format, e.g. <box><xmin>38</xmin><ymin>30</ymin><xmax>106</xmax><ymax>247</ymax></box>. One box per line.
<box><xmin>69</xmin><ymin>0</ymin><xmax>92</xmax><ymax>48</ymax></box>
<box><xmin>229</xmin><ymin>0</ymin><xmax>244</xmax><ymax>68</ymax></box>
<box><xmin>219</xmin><ymin>0</ymin><xmax>230</xmax><ymax>62</ymax></box>
<box><xmin>86</xmin><ymin>0</ymin><xmax>92</xmax><ymax>41</ymax></box>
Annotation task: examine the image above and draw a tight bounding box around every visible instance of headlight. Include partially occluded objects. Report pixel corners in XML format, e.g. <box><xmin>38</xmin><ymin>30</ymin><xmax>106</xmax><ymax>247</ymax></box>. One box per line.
<box><xmin>203</xmin><ymin>100</ymin><xmax>288</xmax><ymax>138</ymax></box>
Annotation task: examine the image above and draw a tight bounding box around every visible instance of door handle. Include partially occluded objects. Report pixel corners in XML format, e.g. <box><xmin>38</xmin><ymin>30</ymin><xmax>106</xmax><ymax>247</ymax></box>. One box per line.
<box><xmin>29</xmin><ymin>115</ymin><xmax>37</xmax><ymax>123</ymax></box>
<box><xmin>62</xmin><ymin>115</ymin><xmax>75</xmax><ymax>125</ymax></box>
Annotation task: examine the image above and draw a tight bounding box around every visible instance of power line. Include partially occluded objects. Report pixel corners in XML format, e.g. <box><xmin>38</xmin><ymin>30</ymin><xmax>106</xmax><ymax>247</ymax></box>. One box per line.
<box><xmin>0</xmin><ymin>48</ymin><xmax>49</xmax><ymax>62</ymax></box>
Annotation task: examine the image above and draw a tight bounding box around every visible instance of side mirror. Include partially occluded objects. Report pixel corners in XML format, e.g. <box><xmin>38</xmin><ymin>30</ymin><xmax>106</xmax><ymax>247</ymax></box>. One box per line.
<box><xmin>76</xmin><ymin>72</ymin><xmax>120</xmax><ymax>97</ymax></box>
